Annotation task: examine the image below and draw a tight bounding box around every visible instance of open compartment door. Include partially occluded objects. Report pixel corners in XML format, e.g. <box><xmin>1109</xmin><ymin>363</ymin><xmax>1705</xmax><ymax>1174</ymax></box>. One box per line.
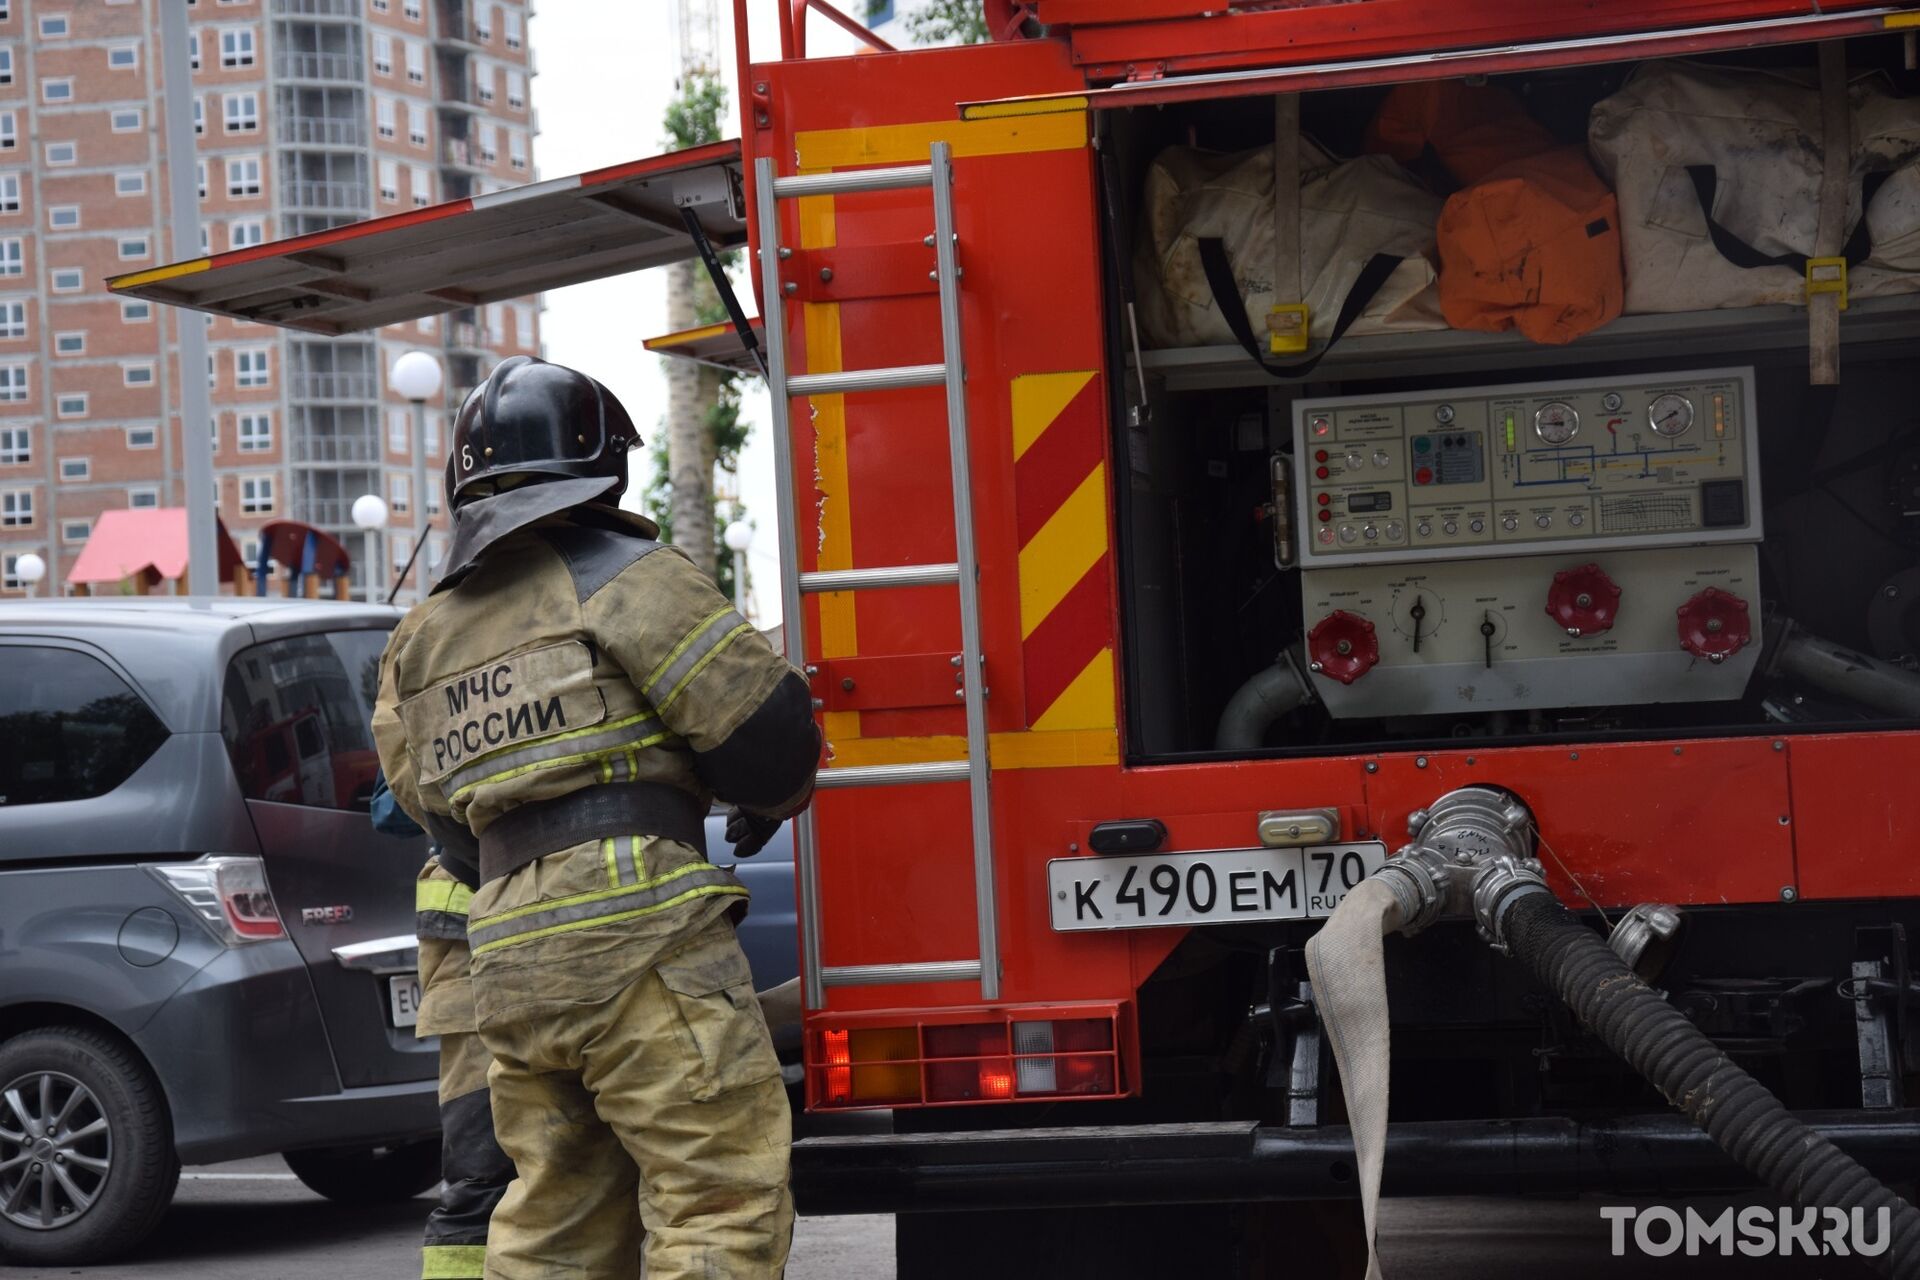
<box><xmin>108</xmin><ymin>140</ymin><xmax>745</xmax><ymax>335</ymax></box>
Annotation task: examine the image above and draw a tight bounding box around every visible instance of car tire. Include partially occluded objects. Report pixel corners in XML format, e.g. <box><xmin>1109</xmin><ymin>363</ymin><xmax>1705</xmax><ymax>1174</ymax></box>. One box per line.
<box><xmin>283</xmin><ymin>1139</ymin><xmax>442</xmax><ymax>1204</ymax></box>
<box><xmin>0</xmin><ymin>1025</ymin><xmax>180</xmax><ymax>1266</ymax></box>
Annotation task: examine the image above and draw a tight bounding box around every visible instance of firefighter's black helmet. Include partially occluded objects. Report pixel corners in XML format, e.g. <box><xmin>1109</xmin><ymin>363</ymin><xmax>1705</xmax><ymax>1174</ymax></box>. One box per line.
<box><xmin>445</xmin><ymin>356</ymin><xmax>640</xmax><ymax>510</ymax></box>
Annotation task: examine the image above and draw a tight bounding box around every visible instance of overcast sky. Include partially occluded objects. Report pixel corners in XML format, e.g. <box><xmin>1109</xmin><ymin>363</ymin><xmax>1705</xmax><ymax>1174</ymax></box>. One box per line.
<box><xmin>525</xmin><ymin>7</ymin><xmax>867</xmax><ymax>627</ymax></box>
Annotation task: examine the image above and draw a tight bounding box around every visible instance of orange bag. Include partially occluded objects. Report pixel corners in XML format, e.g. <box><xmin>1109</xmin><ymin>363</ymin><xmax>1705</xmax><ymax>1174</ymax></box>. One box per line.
<box><xmin>1368</xmin><ymin>82</ymin><xmax>1624</xmax><ymax>345</ymax></box>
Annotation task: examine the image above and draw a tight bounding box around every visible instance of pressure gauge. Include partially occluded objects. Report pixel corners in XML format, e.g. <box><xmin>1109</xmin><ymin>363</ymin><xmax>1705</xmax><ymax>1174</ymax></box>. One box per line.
<box><xmin>1533</xmin><ymin>401</ymin><xmax>1580</xmax><ymax>445</ymax></box>
<box><xmin>1648</xmin><ymin>393</ymin><xmax>1695</xmax><ymax>438</ymax></box>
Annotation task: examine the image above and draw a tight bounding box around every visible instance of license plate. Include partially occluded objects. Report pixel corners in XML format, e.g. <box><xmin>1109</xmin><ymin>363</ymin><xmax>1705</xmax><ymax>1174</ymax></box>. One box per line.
<box><xmin>389</xmin><ymin>973</ymin><xmax>422</xmax><ymax>1028</ymax></box>
<box><xmin>1047</xmin><ymin>842</ymin><xmax>1388</xmax><ymax>933</ymax></box>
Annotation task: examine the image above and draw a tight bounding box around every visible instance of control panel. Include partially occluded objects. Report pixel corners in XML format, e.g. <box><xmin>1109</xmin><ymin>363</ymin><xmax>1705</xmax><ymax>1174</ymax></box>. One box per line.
<box><xmin>1292</xmin><ymin>370</ymin><xmax>1764</xmax><ymax>719</ymax></box>
<box><xmin>1294</xmin><ymin>368</ymin><xmax>1760</xmax><ymax>566</ymax></box>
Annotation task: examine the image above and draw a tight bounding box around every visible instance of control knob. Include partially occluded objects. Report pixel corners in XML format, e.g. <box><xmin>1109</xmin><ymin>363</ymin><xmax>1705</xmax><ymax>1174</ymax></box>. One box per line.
<box><xmin>1308</xmin><ymin>611</ymin><xmax>1380</xmax><ymax>685</ymax></box>
<box><xmin>1676</xmin><ymin>588</ymin><xmax>1751</xmax><ymax>664</ymax></box>
<box><xmin>1545</xmin><ymin>563</ymin><xmax>1621</xmax><ymax>638</ymax></box>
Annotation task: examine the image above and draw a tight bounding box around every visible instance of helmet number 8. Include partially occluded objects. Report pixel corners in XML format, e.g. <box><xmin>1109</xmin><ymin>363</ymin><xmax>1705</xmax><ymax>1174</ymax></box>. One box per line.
<box><xmin>459</xmin><ymin>444</ymin><xmax>474</xmax><ymax>473</ymax></box>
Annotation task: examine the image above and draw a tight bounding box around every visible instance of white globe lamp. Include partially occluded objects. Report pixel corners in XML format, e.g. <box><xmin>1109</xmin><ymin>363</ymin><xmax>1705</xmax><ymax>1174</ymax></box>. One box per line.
<box><xmin>389</xmin><ymin>350</ymin><xmax>444</xmax><ymax>402</ymax></box>
<box><xmin>351</xmin><ymin>494</ymin><xmax>389</xmax><ymax>530</ymax></box>
<box><xmin>722</xmin><ymin>521</ymin><xmax>753</xmax><ymax>553</ymax></box>
<box><xmin>15</xmin><ymin>551</ymin><xmax>46</xmax><ymax>596</ymax></box>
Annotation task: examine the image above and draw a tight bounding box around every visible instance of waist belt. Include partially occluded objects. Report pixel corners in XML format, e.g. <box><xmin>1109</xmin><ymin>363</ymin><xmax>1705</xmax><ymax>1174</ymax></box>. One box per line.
<box><xmin>477</xmin><ymin>783</ymin><xmax>708</xmax><ymax>885</ymax></box>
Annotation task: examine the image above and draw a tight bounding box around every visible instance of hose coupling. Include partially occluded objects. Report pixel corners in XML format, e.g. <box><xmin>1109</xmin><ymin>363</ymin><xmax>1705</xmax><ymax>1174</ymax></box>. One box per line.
<box><xmin>1375</xmin><ymin>785</ymin><xmax>1548</xmax><ymax>952</ymax></box>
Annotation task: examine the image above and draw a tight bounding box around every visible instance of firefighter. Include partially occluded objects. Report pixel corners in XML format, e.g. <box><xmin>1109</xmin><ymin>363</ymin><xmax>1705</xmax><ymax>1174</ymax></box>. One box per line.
<box><xmin>373</xmin><ymin>774</ymin><xmax>517</xmax><ymax>1280</ymax></box>
<box><xmin>370</xmin><ymin>356</ymin><xmax>819</xmax><ymax>1280</ymax></box>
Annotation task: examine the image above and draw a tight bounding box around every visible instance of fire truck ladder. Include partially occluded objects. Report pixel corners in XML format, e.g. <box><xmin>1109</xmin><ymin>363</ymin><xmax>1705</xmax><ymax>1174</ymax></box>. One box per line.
<box><xmin>754</xmin><ymin>142</ymin><xmax>1001</xmax><ymax>1008</ymax></box>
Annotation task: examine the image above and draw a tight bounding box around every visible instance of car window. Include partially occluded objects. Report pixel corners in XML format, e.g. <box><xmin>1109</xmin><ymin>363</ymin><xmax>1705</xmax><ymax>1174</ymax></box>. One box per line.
<box><xmin>221</xmin><ymin>630</ymin><xmax>390</xmax><ymax>812</ymax></box>
<box><xmin>0</xmin><ymin>646</ymin><xmax>169</xmax><ymax>806</ymax></box>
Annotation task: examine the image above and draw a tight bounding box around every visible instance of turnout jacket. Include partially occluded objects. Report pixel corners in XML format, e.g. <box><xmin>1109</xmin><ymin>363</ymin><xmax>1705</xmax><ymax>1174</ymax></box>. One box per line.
<box><xmin>372</xmin><ymin>506</ymin><xmax>819</xmax><ymax>1028</ymax></box>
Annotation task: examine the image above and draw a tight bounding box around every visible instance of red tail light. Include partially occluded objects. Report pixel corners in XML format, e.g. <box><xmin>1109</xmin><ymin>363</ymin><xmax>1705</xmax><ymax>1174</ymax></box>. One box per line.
<box><xmin>822</xmin><ymin>1028</ymin><xmax>851</xmax><ymax>1104</ymax></box>
<box><xmin>807</xmin><ymin>1007</ymin><xmax>1127</xmax><ymax>1110</ymax></box>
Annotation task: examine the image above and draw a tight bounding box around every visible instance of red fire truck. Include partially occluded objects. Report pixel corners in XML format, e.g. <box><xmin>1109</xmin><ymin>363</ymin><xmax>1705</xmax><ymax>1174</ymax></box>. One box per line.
<box><xmin>119</xmin><ymin>2</ymin><xmax>1920</xmax><ymax>1274</ymax></box>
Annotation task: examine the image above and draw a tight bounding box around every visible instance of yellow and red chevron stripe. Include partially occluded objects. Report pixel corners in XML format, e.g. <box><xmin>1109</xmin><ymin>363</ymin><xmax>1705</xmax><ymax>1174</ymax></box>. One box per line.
<box><xmin>1013</xmin><ymin>371</ymin><xmax>1114</xmax><ymax>732</ymax></box>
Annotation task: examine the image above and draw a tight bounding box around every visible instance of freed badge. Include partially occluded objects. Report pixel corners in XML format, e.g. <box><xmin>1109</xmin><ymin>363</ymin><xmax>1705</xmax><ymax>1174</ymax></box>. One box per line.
<box><xmin>397</xmin><ymin>640</ymin><xmax>608</xmax><ymax>783</ymax></box>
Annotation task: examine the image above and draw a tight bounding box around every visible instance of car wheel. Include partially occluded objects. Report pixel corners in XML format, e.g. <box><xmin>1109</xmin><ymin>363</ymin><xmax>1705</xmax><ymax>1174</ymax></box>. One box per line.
<box><xmin>0</xmin><ymin>1026</ymin><xmax>179</xmax><ymax>1266</ymax></box>
<box><xmin>283</xmin><ymin>1139</ymin><xmax>442</xmax><ymax>1204</ymax></box>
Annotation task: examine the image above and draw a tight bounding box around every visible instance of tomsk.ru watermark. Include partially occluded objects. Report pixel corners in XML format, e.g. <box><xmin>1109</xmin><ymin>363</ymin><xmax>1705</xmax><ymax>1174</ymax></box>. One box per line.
<box><xmin>1601</xmin><ymin>1205</ymin><xmax>1891</xmax><ymax>1258</ymax></box>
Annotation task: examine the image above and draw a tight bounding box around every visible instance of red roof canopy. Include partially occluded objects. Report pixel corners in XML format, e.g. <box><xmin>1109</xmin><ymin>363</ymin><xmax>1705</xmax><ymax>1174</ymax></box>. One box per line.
<box><xmin>67</xmin><ymin>509</ymin><xmax>243</xmax><ymax>586</ymax></box>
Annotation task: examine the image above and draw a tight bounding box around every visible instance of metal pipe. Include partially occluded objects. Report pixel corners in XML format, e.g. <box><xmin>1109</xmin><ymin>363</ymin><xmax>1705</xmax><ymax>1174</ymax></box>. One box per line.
<box><xmin>771</xmin><ymin>166</ymin><xmax>933</xmax><ymax>199</ymax></box>
<box><xmin>787</xmin><ymin>364</ymin><xmax>946</xmax><ymax>396</ymax></box>
<box><xmin>411</xmin><ymin>398</ymin><xmax>431</xmax><ymax>599</ymax></box>
<box><xmin>792</xmin><ymin>1111</ymin><xmax>1920</xmax><ymax>1215</ymax></box>
<box><xmin>1774</xmin><ymin>625</ymin><xmax>1920</xmax><ymax>719</ymax></box>
<box><xmin>160</xmin><ymin>2</ymin><xmax>217</xmax><ymax>596</ymax></box>
<box><xmin>815</xmin><ymin>760</ymin><xmax>971</xmax><ymax>789</ymax></box>
<box><xmin>1213</xmin><ymin>649</ymin><xmax>1313</xmax><ymax>751</ymax></box>
<box><xmin>933</xmin><ymin>141</ymin><xmax>1002</xmax><ymax>1004</ymax></box>
<box><xmin>800</xmin><ymin>563</ymin><xmax>959</xmax><ymax>593</ymax></box>
<box><xmin>754</xmin><ymin>156</ymin><xmax>826</xmax><ymax>1012</ymax></box>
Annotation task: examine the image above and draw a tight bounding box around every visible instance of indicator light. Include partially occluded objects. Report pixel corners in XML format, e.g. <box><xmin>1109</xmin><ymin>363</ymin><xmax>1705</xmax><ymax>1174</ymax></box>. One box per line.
<box><xmin>1314</xmin><ymin>449</ymin><xmax>1328</xmax><ymax>463</ymax></box>
<box><xmin>1317</xmin><ymin>493</ymin><xmax>1330</xmax><ymax>506</ymax></box>
<box><xmin>1318</xmin><ymin>509</ymin><xmax>1332</xmax><ymax>522</ymax></box>
<box><xmin>1712</xmin><ymin>393</ymin><xmax>1726</xmax><ymax>439</ymax></box>
<box><xmin>1504</xmin><ymin>411</ymin><xmax>1517</xmax><ymax>452</ymax></box>
<box><xmin>1415</xmin><ymin>466</ymin><xmax>1433</xmax><ymax>485</ymax></box>
<box><xmin>1315</xmin><ymin>466</ymin><xmax>1329</xmax><ymax>480</ymax></box>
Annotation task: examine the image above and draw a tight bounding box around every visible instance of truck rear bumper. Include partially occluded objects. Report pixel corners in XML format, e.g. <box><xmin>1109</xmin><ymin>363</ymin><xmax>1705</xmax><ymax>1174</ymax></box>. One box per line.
<box><xmin>793</xmin><ymin>1110</ymin><xmax>1920</xmax><ymax>1215</ymax></box>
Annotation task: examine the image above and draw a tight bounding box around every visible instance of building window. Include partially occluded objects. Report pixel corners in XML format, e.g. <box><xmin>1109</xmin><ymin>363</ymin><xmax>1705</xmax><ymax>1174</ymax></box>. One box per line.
<box><xmin>0</xmin><ymin>301</ymin><xmax>23</xmax><ymax>339</ymax></box>
<box><xmin>48</xmin><ymin>206</ymin><xmax>79</xmax><ymax>231</ymax></box>
<box><xmin>0</xmin><ymin>48</ymin><xmax>11</xmax><ymax>85</ymax></box>
<box><xmin>410</xmin><ymin>164</ymin><xmax>431</xmax><ymax>207</ymax></box>
<box><xmin>240</xmin><ymin>474</ymin><xmax>273</xmax><ymax>514</ymax></box>
<box><xmin>507</xmin><ymin>70</ymin><xmax>525</xmax><ymax>109</ymax></box>
<box><xmin>224</xmin><ymin>91</ymin><xmax>258</xmax><ymax>133</ymax></box>
<box><xmin>486</xmin><ymin>302</ymin><xmax>503</xmax><ymax>344</ymax></box>
<box><xmin>387</xmin><ymin>407</ymin><xmax>407</xmax><ymax>452</ymax></box>
<box><xmin>0</xmin><ymin>426</ymin><xmax>27</xmax><ymax>465</ymax></box>
<box><xmin>476</xmin><ymin>122</ymin><xmax>496</xmax><ymax>163</ymax></box>
<box><xmin>109</xmin><ymin>45</ymin><xmax>138</xmax><ymax>69</ymax></box>
<box><xmin>0</xmin><ymin>364</ymin><xmax>24</xmax><ymax>400</ymax></box>
<box><xmin>62</xmin><ymin>518</ymin><xmax>90</xmax><ymax>542</ymax></box>
<box><xmin>59</xmin><ymin>457</ymin><xmax>88</xmax><ymax>482</ymax></box>
<box><xmin>238</xmin><ymin>411</ymin><xmax>271</xmax><ymax>451</ymax></box>
<box><xmin>207</xmin><ymin>353</ymin><xmax>215</xmax><ymax>388</ymax></box>
<box><xmin>372</xmin><ymin>33</ymin><xmax>392</xmax><ymax>75</ymax></box>
<box><xmin>0</xmin><ymin>173</ymin><xmax>16</xmax><ymax>212</ymax></box>
<box><xmin>111</xmin><ymin>108</ymin><xmax>141</xmax><ymax>132</ymax></box>
<box><xmin>121</xmin><ymin>300</ymin><xmax>150</xmax><ymax>322</ymax></box>
<box><xmin>509</xmin><ymin>129</ymin><xmax>526</xmax><ymax>171</ymax></box>
<box><xmin>227</xmin><ymin>156</ymin><xmax>262</xmax><ymax>198</ymax></box>
<box><xmin>42</xmin><ymin>78</ymin><xmax>73</xmax><ymax>103</ymax></box>
<box><xmin>37</xmin><ymin>14</ymin><xmax>66</xmax><ymax>38</ymax></box>
<box><xmin>376</xmin><ymin>96</ymin><xmax>397</xmax><ymax>140</ymax></box>
<box><xmin>403</xmin><ymin>0</ymin><xmax>421</xmax><ymax>16</ymax></box>
<box><xmin>54</xmin><ymin>332</ymin><xmax>84</xmax><ymax>355</ymax></box>
<box><xmin>198</xmin><ymin>224</ymin><xmax>209</xmax><ymax>254</ymax></box>
<box><xmin>0</xmin><ymin>113</ymin><xmax>13</xmax><ymax>150</ymax></box>
<box><xmin>44</xmin><ymin>142</ymin><xmax>75</xmax><ymax>166</ymax></box>
<box><xmin>189</xmin><ymin>31</ymin><xmax>200</xmax><ymax>70</ymax></box>
<box><xmin>230</xmin><ymin>218</ymin><xmax>264</xmax><ymax>249</ymax></box>
<box><xmin>220</xmin><ymin>27</ymin><xmax>256</xmax><ymax>68</ymax></box>
<box><xmin>235</xmin><ymin>346</ymin><xmax>269</xmax><ymax>387</ymax></box>
<box><xmin>473</xmin><ymin>3</ymin><xmax>492</xmax><ymax>40</ymax></box>
<box><xmin>475</xmin><ymin>63</ymin><xmax>495</xmax><ymax>105</ymax></box>
<box><xmin>504</xmin><ymin>8</ymin><xmax>521</xmax><ymax>48</ymax></box>
<box><xmin>197</xmin><ymin>160</ymin><xmax>208</xmax><ymax>199</ymax></box>
<box><xmin>118</xmin><ymin>237</ymin><xmax>149</xmax><ymax>260</ymax></box>
<box><xmin>0</xmin><ymin>239</ymin><xmax>16</xmax><ymax>276</ymax></box>
<box><xmin>193</xmin><ymin>95</ymin><xmax>204</xmax><ymax>135</ymax></box>
<box><xmin>388</xmin><ymin>472</ymin><xmax>410</xmax><ymax>513</ymax></box>
<box><xmin>125</xmin><ymin>426</ymin><xmax>156</xmax><ymax>449</ymax></box>
<box><xmin>514</xmin><ymin>303</ymin><xmax>534</xmax><ymax>346</ymax></box>
<box><xmin>56</xmin><ymin>394</ymin><xmax>87</xmax><ymax>418</ymax></box>
<box><xmin>377</xmin><ymin>159</ymin><xmax>398</xmax><ymax>203</ymax></box>
<box><xmin>404</xmin><ymin>39</ymin><xmax>425</xmax><ymax>83</ymax></box>
<box><xmin>0</xmin><ymin>488</ymin><xmax>31</xmax><ymax>525</ymax></box>
<box><xmin>115</xmin><ymin>171</ymin><xmax>146</xmax><ymax>196</ymax></box>
<box><xmin>408</xmin><ymin>101</ymin><xmax>427</xmax><ymax>145</ymax></box>
<box><xmin>128</xmin><ymin>486</ymin><xmax>158</xmax><ymax>509</ymax></box>
<box><xmin>51</xmin><ymin>269</ymin><xmax>81</xmax><ymax>293</ymax></box>
<box><xmin>124</xmin><ymin>363</ymin><xmax>154</xmax><ymax>386</ymax></box>
<box><xmin>372</xmin><ymin>0</ymin><xmax>388</xmax><ymax>9</ymax></box>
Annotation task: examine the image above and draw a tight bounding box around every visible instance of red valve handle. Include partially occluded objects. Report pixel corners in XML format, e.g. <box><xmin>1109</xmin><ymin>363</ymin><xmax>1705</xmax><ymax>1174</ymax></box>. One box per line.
<box><xmin>1308</xmin><ymin>610</ymin><xmax>1380</xmax><ymax>685</ymax></box>
<box><xmin>1545</xmin><ymin>563</ymin><xmax>1622</xmax><ymax>638</ymax></box>
<box><xmin>1676</xmin><ymin>587</ymin><xmax>1752</xmax><ymax>663</ymax></box>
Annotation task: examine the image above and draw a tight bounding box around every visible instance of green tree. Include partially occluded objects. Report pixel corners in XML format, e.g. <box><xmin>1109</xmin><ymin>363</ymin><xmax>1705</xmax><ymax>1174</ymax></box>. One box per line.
<box><xmin>905</xmin><ymin>0</ymin><xmax>989</xmax><ymax>44</ymax></box>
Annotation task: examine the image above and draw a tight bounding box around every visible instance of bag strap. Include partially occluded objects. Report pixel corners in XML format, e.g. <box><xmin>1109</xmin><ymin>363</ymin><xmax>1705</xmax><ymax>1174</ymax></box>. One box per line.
<box><xmin>1686</xmin><ymin>165</ymin><xmax>1890</xmax><ymax>272</ymax></box>
<box><xmin>1196</xmin><ymin>236</ymin><xmax>1402</xmax><ymax>379</ymax></box>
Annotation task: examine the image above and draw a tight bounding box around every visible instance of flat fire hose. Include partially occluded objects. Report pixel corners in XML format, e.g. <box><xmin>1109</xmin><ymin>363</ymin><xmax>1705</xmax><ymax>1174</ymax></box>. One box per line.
<box><xmin>1303</xmin><ymin>878</ymin><xmax>1404</xmax><ymax>1280</ymax></box>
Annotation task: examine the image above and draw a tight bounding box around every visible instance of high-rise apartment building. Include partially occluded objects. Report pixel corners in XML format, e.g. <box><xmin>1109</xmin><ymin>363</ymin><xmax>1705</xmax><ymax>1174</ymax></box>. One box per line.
<box><xmin>0</xmin><ymin>0</ymin><xmax>539</xmax><ymax>600</ymax></box>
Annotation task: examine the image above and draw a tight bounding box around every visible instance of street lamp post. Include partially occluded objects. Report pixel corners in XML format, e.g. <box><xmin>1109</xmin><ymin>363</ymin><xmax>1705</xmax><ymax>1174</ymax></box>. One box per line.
<box><xmin>351</xmin><ymin>494</ymin><xmax>390</xmax><ymax>603</ymax></box>
<box><xmin>389</xmin><ymin>351</ymin><xmax>444</xmax><ymax>603</ymax></box>
<box><xmin>722</xmin><ymin>520</ymin><xmax>753</xmax><ymax>614</ymax></box>
<box><xmin>15</xmin><ymin>551</ymin><xmax>45</xmax><ymax>598</ymax></box>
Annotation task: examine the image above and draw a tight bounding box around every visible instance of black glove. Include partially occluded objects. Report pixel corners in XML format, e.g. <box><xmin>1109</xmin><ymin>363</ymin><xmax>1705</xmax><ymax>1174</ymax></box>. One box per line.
<box><xmin>725</xmin><ymin>807</ymin><xmax>784</xmax><ymax>859</ymax></box>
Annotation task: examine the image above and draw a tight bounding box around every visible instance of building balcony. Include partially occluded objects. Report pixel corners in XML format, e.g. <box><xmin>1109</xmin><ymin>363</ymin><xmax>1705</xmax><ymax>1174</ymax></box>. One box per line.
<box><xmin>274</xmin><ymin>50</ymin><xmax>364</xmax><ymax>83</ymax></box>
<box><xmin>273</xmin><ymin>0</ymin><xmax>360</xmax><ymax>18</ymax></box>
<box><xmin>289</xmin><ymin>370</ymin><xmax>377</xmax><ymax>401</ymax></box>
<box><xmin>278</xmin><ymin>113</ymin><xmax>368</xmax><ymax>149</ymax></box>
<box><xmin>297</xmin><ymin>498</ymin><xmax>352</xmax><ymax>527</ymax></box>
<box><xmin>291</xmin><ymin>434</ymin><xmax>383</xmax><ymax>464</ymax></box>
<box><xmin>446</xmin><ymin>320</ymin><xmax>487</xmax><ymax>354</ymax></box>
<box><xmin>283</xmin><ymin>180</ymin><xmax>370</xmax><ymax>213</ymax></box>
<box><xmin>441</xmin><ymin>137</ymin><xmax>483</xmax><ymax>172</ymax></box>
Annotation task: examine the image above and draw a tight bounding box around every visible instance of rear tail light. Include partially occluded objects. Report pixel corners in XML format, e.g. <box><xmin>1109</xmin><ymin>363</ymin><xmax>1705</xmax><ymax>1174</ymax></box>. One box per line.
<box><xmin>809</xmin><ymin>1013</ymin><xmax>1122</xmax><ymax>1109</ymax></box>
<box><xmin>150</xmin><ymin>855</ymin><xmax>287</xmax><ymax>944</ymax></box>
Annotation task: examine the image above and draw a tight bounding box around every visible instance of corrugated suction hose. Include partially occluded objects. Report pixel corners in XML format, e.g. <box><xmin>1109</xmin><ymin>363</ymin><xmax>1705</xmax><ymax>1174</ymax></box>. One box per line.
<box><xmin>1503</xmin><ymin>890</ymin><xmax>1920</xmax><ymax>1279</ymax></box>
